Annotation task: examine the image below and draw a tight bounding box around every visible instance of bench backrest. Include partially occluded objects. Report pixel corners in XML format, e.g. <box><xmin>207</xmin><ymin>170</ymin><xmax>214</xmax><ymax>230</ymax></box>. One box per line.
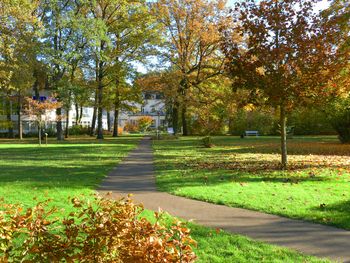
<box><xmin>245</xmin><ymin>131</ymin><xmax>259</xmax><ymax>135</ymax></box>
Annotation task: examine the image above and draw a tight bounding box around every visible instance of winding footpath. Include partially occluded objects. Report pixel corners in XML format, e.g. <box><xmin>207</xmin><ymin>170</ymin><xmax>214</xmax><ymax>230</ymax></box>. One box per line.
<box><xmin>98</xmin><ymin>138</ymin><xmax>350</xmax><ymax>263</ymax></box>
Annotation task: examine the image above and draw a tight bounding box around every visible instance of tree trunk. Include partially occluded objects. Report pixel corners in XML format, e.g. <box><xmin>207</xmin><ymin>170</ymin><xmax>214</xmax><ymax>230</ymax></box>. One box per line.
<box><xmin>56</xmin><ymin>107</ymin><xmax>64</xmax><ymax>140</ymax></box>
<box><xmin>107</xmin><ymin>111</ymin><xmax>111</xmax><ymax>132</ymax></box>
<box><xmin>38</xmin><ymin>121</ymin><xmax>42</xmax><ymax>146</ymax></box>
<box><xmin>96</xmin><ymin>42</ymin><xmax>105</xmax><ymax>140</ymax></box>
<box><xmin>172</xmin><ymin>102</ymin><xmax>179</xmax><ymax>135</ymax></box>
<box><xmin>280</xmin><ymin>105</ymin><xmax>288</xmax><ymax>170</ymax></box>
<box><xmin>17</xmin><ymin>93</ymin><xmax>23</xmax><ymax>140</ymax></box>
<box><xmin>182</xmin><ymin>105</ymin><xmax>188</xmax><ymax>136</ymax></box>
<box><xmin>75</xmin><ymin>103</ymin><xmax>79</xmax><ymax>124</ymax></box>
<box><xmin>112</xmin><ymin>108</ymin><xmax>119</xmax><ymax>137</ymax></box>
<box><xmin>90</xmin><ymin>105</ymin><xmax>97</xmax><ymax>136</ymax></box>
<box><xmin>6</xmin><ymin>98</ymin><xmax>14</xmax><ymax>139</ymax></box>
<box><xmin>79</xmin><ymin>106</ymin><xmax>83</xmax><ymax>123</ymax></box>
<box><xmin>96</xmin><ymin>74</ymin><xmax>104</xmax><ymax>139</ymax></box>
<box><xmin>112</xmin><ymin>79</ymin><xmax>120</xmax><ymax>137</ymax></box>
<box><xmin>90</xmin><ymin>57</ymin><xmax>99</xmax><ymax>136</ymax></box>
<box><xmin>96</xmin><ymin>106</ymin><xmax>103</xmax><ymax>139</ymax></box>
<box><xmin>179</xmin><ymin>78</ymin><xmax>189</xmax><ymax>136</ymax></box>
<box><xmin>65</xmin><ymin>108</ymin><xmax>69</xmax><ymax>138</ymax></box>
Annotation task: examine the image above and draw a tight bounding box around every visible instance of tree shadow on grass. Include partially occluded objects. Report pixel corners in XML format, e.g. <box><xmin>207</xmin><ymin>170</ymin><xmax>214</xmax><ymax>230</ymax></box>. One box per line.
<box><xmin>155</xmin><ymin>160</ymin><xmax>332</xmax><ymax>194</ymax></box>
<box><xmin>0</xmin><ymin>162</ymin><xmax>116</xmax><ymax>190</ymax></box>
<box><xmin>310</xmin><ymin>199</ymin><xmax>350</xmax><ymax>229</ymax></box>
<box><xmin>155</xmin><ymin>150</ymin><xmax>350</xmax><ymax>174</ymax></box>
<box><xmin>209</xmin><ymin>140</ymin><xmax>350</xmax><ymax>156</ymax></box>
<box><xmin>0</xmin><ymin>144</ymin><xmax>133</xmax><ymax>161</ymax></box>
<box><xmin>155</xmin><ymin>136</ymin><xmax>350</xmax><ymax>156</ymax></box>
<box><xmin>0</xmin><ymin>142</ymin><xmax>138</xmax><ymax>190</ymax></box>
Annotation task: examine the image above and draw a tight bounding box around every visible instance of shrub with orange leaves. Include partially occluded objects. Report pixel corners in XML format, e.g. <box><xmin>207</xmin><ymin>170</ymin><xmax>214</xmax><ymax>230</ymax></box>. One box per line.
<box><xmin>0</xmin><ymin>195</ymin><xmax>196</xmax><ymax>262</ymax></box>
<box><xmin>138</xmin><ymin>116</ymin><xmax>154</xmax><ymax>132</ymax></box>
<box><xmin>124</xmin><ymin>121</ymin><xmax>139</xmax><ymax>133</ymax></box>
<box><xmin>118</xmin><ymin>127</ymin><xmax>123</xmax><ymax>135</ymax></box>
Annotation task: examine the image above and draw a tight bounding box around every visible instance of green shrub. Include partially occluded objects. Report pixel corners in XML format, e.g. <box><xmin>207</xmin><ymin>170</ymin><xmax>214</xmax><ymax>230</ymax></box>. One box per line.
<box><xmin>189</xmin><ymin>119</ymin><xmax>227</xmax><ymax>136</ymax></box>
<box><xmin>69</xmin><ymin>125</ymin><xmax>89</xmax><ymax>135</ymax></box>
<box><xmin>288</xmin><ymin>108</ymin><xmax>335</xmax><ymax>135</ymax></box>
<box><xmin>44</xmin><ymin>127</ymin><xmax>57</xmax><ymax>137</ymax></box>
<box><xmin>0</xmin><ymin>195</ymin><xmax>196</xmax><ymax>262</ymax></box>
<box><xmin>325</xmin><ymin>97</ymin><xmax>350</xmax><ymax>143</ymax></box>
<box><xmin>202</xmin><ymin>136</ymin><xmax>213</xmax><ymax>148</ymax></box>
<box><xmin>229</xmin><ymin>109</ymin><xmax>276</xmax><ymax>135</ymax></box>
<box><xmin>138</xmin><ymin>116</ymin><xmax>154</xmax><ymax>132</ymax></box>
<box><xmin>124</xmin><ymin>121</ymin><xmax>139</xmax><ymax>133</ymax></box>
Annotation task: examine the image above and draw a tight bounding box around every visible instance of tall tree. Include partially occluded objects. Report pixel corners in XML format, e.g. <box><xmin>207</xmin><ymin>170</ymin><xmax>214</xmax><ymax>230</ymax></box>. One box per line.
<box><xmin>87</xmin><ymin>0</ymin><xmax>128</xmax><ymax>139</ymax></box>
<box><xmin>222</xmin><ymin>0</ymin><xmax>345</xmax><ymax>169</ymax></box>
<box><xmin>153</xmin><ymin>0</ymin><xmax>229</xmax><ymax>135</ymax></box>
<box><xmin>0</xmin><ymin>0</ymin><xmax>40</xmax><ymax>138</ymax></box>
<box><xmin>104</xmin><ymin>66</ymin><xmax>141</xmax><ymax>137</ymax></box>
<box><xmin>321</xmin><ymin>1</ymin><xmax>350</xmax><ymax>142</ymax></box>
<box><xmin>87</xmin><ymin>0</ymin><xmax>157</xmax><ymax>139</ymax></box>
<box><xmin>107</xmin><ymin>0</ymin><xmax>158</xmax><ymax>137</ymax></box>
<box><xmin>40</xmin><ymin>0</ymin><xmax>86</xmax><ymax>140</ymax></box>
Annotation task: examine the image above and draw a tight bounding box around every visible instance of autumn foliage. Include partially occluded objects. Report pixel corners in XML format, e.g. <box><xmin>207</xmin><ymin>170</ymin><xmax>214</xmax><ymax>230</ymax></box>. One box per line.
<box><xmin>0</xmin><ymin>195</ymin><xmax>196</xmax><ymax>262</ymax></box>
<box><xmin>124</xmin><ymin>121</ymin><xmax>139</xmax><ymax>133</ymax></box>
<box><xmin>221</xmin><ymin>0</ymin><xmax>346</xmax><ymax>169</ymax></box>
<box><xmin>25</xmin><ymin>97</ymin><xmax>62</xmax><ymax>118</ymax></box>
<box><xmin>138</xmin><ymin>116</ymin><xmax>154</xmax><ymax>132</ymax></box>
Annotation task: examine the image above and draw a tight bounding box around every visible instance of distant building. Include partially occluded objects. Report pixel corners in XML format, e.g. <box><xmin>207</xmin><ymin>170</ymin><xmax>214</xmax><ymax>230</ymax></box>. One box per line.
<box><xmin>126</xmin><ymin>91</ymin><xmax>166</xmax><ymax>129</ymax></box>
<box><xmin>0</xmin><ymin>91</ymin><xmax>166</xmax><ymax>135</ymax></box>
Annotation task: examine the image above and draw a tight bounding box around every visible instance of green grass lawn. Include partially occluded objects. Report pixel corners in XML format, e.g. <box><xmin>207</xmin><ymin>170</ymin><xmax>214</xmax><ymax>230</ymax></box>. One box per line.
<box><xmin>141</xmin><ymin>210</ymin><xmax>331</xmax><ymax>263</ymax></box>
<box><xmin>153</xmin><ymin>136</ymin><xmax>350</xmax><ymax>230</ymax></box>
<box><xmin>0</xmin><ymin>136</ymin><xmax>140</xmax><ymax>210</ymax></box>
<box><xmin>0</xmin><ymin>135</ymin><xmax>336</xmax><ymax>262</ymax></box>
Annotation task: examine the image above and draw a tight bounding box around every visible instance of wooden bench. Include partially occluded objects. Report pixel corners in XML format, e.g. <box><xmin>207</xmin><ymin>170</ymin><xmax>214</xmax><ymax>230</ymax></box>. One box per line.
<box><xmin>245</xmin><ymin>130</ymin><xmax>259</xmax><ymax>137</ymax></box>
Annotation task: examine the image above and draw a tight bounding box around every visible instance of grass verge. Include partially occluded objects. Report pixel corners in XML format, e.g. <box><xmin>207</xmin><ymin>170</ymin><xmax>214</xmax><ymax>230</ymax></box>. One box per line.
<box><xmin>141</xmin><ymin>210</ymin><xmax>332</xmax><ymax>263</ymax></box>
<box><xmin>0</xmin><ymin>136</ymin><xmax>140</xmax><ymax>211</ymax></box>
<box><xmin>153</xmin><ymin>136</ymin><xmax>350</xmax><ymax>230</ymax></box>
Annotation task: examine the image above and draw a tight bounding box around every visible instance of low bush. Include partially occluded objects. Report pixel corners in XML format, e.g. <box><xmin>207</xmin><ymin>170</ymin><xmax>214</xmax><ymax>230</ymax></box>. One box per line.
<box><xmin>229</xmin><ymin>109</ymin><xmax>276</xmax><ymax>136</ymax></box>
<box><xmin>124</xmin><ymin>122</ymin><xmax>139</xmax><ymax>133</ymax></box>
<box><xmin>201</xmin><ymin>136</ymin><xmax>213</xmax><ymax>148</ymax></box>
<box><xmin>102</xmin><ymin>129</ymin><xmax>113</xmax><ymax>136</ymax></box>
<box><xmin>138</xmin><ymin>116</ymin><xmax>154</xmax><ymax>132</ymax></box>
<box><xmin>69</xmin><ymin>125</ymin><xmax>89</xmax><ymax>136</ymax></box>
<box><xmin>44</xmin><ymin>127</ymin><xmax>57</xmax><ymax>137</ymax></box>
<box><xmin>289</xmin><ymin>108</ymin><xmax>335</xmax><ymax>135</ymax></box>
<box><xmin>321</xmin><ymin>96</ymin><xmax>350</xmax><ymax>143</ymax></box>
<box><xmin>0</xmin><ymin>195</ymin><xmax>196</xmax><ymax>262</ymax></box>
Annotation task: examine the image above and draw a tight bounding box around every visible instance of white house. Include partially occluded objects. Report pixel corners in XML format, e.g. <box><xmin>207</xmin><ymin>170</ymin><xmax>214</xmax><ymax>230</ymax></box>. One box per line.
<box><xmin>0</xmin><ymin>91</ymin><xmax>166</xmax><ymax>135</ymax></box>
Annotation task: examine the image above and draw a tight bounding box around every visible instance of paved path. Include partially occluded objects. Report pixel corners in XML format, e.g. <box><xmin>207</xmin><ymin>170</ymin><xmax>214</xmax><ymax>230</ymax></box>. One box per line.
<box><xmin>98</xmin><ymin>138</ymin><xmax>350</xmax><ymax>263</ymax></box>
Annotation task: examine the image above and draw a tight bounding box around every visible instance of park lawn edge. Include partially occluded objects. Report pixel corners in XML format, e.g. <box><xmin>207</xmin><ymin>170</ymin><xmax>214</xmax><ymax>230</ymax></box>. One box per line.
<box><xmin>140</xmin><ymin>210</ymin><xmax>334</xmax><ymax>263</ymax></box>
<box><xmin>151</xmin><ymin>136</ymin><xmax>350</xmax><ymax>230</ymax></box>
